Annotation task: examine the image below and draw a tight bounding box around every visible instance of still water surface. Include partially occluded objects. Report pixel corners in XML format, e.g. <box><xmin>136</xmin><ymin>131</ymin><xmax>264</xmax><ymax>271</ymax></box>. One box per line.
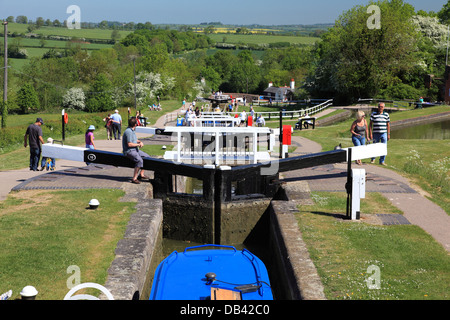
<box><xmin>391</xmin><ymin>119</ymin><xmax>450</xmax><ymax>140</ymax></box>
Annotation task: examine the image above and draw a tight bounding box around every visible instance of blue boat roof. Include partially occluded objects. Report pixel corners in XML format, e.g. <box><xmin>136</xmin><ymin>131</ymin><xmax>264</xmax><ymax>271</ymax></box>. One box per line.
<box><xmin>150</xmin><ymin>245</ymin><xmax>273</xmax><ymax>300</ymax></box>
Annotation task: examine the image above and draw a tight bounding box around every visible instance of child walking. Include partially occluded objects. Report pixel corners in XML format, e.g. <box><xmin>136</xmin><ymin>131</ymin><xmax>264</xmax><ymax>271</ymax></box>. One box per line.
<box><xmin>40</xmin><ymin>137</ymin><xmax>56</xmax><ymax>171</ymax></box>
<box><xmin>85</xmin><ymin>125</ymin><xmax>96</xmax><ymax>165</ymax></box>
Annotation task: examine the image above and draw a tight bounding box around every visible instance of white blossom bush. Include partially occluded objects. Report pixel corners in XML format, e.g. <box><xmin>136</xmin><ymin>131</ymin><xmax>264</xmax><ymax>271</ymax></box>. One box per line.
<box><xmin>191</xmin><ymin>80</ymin><xmax>209</xmax><ymax>99</ymax></box>
<box><xmin>411</xmin><ymin>15</ymin><xmax>448</xmax><ymax>48</ymax></box>
<box><xmin>111</xmin><ymin>87</ymin><xmax>125</xmax><ymax>108</ymax></box>
<box><xmin>62</xmin><ymin>87</ymin><xmax>86</xmax><ymax>110</ymax></box>
<box><xmin>126</xmin><ymin>72</ymin><xmax>176</xmax><ymax>105</ymax></box>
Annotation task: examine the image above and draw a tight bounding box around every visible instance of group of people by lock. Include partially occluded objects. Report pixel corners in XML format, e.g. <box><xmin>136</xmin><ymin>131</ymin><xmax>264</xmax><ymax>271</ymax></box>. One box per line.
<box><xmin>23</xmin><ymin>110</ymin><xmax>151</xmax><ymax>185</ymax></box>
<box><xmin>23</xmin><ymin>103</ymin><xmax>391</xmax><ymax>184</ymax></box>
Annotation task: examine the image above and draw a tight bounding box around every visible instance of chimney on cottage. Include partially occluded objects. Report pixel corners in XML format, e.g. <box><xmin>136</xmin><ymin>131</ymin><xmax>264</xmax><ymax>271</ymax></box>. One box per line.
<box><xmin>268</xmin><ymin>82</ymin><xmax>273</xmax><ymax>88</ymax></box>
<box><xmin>290</xmin><ymin>79</ymin><xmax>295</xmax><ymax>90</ymax></box>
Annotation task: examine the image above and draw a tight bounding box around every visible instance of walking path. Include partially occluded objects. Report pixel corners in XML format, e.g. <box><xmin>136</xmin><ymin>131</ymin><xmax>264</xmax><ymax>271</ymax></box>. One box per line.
<box><xmin>1</xmin><ymin>107</ymin><xmax>449</xmax><ymax>253</ymax></box>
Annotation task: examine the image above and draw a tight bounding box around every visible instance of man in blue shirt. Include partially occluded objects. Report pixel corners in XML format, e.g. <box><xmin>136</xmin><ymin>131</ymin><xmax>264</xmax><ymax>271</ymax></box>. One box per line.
<box><xmin>110</xmin><ymin>110</ymin><xmax>122</xmax><ymax>140</ymax></box>
<box><xmin>123</xmin><ymin>117</ymin><xmax>151</xmax><ymax>184</ymax></box>
<box><xmin>369</xmin><ymin>103</ymin><xmax>390</xmax><ymax>166</ymax></box>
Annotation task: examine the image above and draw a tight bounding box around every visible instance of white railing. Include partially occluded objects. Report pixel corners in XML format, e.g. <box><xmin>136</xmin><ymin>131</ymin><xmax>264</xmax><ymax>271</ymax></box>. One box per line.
<box><xmin>168</xmin><ymin>99</ymin><xmax>334</xmax><ymax>126</ymax></box>
<box><xmin>191</xmin><ymin>117</ymin><xmax>239</xmax><ymax>127</ymax></box>
<box><xmin>234</xmin><ymin>99</ymin><xmax>334</xmax><ymax>121</ymax></box>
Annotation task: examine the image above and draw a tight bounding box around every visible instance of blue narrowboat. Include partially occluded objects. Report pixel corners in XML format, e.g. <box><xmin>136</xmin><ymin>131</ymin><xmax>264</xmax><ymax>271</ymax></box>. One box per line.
<box><xmin>150</xmin><ymin>245</ymin><xmax>273</xmax><ymax>300</ymax></box>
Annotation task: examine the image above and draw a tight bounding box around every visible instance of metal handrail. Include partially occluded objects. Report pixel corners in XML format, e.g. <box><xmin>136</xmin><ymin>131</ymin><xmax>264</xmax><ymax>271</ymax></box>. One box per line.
<box><xmin>239</xmin><ymin>99</ymin><xmax>334</xmax><ymax>120</ymax></box>
<box><xmin>169</xmin><ymin>99</ymin><xmax>334</xmax><ymax>124</ymax></box>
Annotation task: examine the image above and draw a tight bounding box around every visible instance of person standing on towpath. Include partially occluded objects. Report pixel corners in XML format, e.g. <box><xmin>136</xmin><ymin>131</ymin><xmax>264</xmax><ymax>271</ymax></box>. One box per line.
<box><xmin>369</xmin><ymin>103</ymin><xmax>390</xmax><ymax>166</ymax></box>
<box><xmin>24</xmin><ymin>118</ymin><xmax>45</xmax><ymax>171</ymax></box>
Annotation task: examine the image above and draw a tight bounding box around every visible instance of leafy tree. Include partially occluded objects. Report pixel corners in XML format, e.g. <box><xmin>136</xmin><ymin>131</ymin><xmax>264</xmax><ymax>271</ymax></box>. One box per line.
<box><xmin>121</xmin><ymin>29</ymin><xmax>212</xmax><ymax>54</ymax></box>
<box><xmin>20</xmin><ymin>56</ymin><xmax>80</xmax><ymax>110</ymax></box>
<box><xmin>438</xmin><ymin>0</ymin><xmax>450</xmax><ymax>24</ymax></box>
<box><xmin>205</xmin><ymin>50</ymin><xmax>237</xmax><ymax>86</ymax></box>
<box><xmin>85</xmin><ymin>74</ymin><xmax>114</xmax><ymax>113</ymax></box>
<box><xmin>15</xmin><ymin>15</ymin><xmax>28</xmax><ymax>24</ymax></box>
<box><xmin>378</xmin><ymin>82</ymin><xmax>422</xmax><ymax>100</ymax></box>
<box><xmin>16</xmin><ymin>84</ymin><xmax>40</xmax><ymax>114</ymax></box>
<box><xmin>201</xmin><ymin>66</ymin><xmax>222</xmax><ymax>92</ymax></box>
<box><xmin>36</xmin><ymin>17</ymin><xmax>45</xmax><ymax>29</ymax></box>
<box><xmin>78</xmin><ymin>48</ymin><xmax>119</xmax><ymax>83</ymax></box>
<box><xmin>306</xmin><ymin>0</ymin><xmax>420</xmax><ymax>103</ymax></box>
<box><xmin>111</xmin><ymin>29</ymin><xmax>121</xmax><ymax>43</ymax></box>
<box><xmin>139</xmin><ymin>42</ymin><xmax>170</xmax><ymax>73</ymax></box>
<box><xmin>261</xmin><ymin>69</ymin><xmax>291</xmax><ymax>88</ymax></box>
<box><xmin>228</xmin><ymin>51</ymin><xmax>261</xmax><ymax>93</ymax></box>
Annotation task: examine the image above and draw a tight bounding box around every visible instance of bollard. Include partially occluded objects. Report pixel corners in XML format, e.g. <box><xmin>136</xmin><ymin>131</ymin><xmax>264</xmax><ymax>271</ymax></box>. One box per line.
<box><xmin>20</xmin><ymin>286</ymin><xmax>38</xmax><ymax>300</ymax></box>
<box><xmin>350</xmin><ymin>169</ymin><xmax>366</xmax><ymax>220</ymax></box>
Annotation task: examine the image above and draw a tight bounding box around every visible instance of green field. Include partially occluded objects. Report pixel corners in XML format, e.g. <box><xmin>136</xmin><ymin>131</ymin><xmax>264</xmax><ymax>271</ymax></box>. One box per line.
<box><xmin>6</xmin><ymin>22</ymin><xmax>319</xmax><ymax>46</ymax></box>
<box><xmin>5</xmin><ymin>22</ymin><xmax>132</xmax><ymax>40</ymax></box>
<box><xmin>3</xmin><ymin>24</ymin><xmax>119</xmax><ymax>66</ymax></box>
<box><xmin>207</xmin><ymin>33</ymin><xmax>320</xmax><ymax>45</ymax></box>
<box><xmin>1</xmin><ymin>37</ymin><xmax>114</xmax><ymax>59</ymax></box>
<box><xmin>6</xmin><ymin>37</ymin><xmax>114</xmax><ymax>50</ymax></box>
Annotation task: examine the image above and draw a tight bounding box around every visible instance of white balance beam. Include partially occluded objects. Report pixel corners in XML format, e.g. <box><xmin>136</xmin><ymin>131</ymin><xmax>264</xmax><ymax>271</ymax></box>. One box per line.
<box><xmin>134</xmin><ymin>127</ymin><xmax>158</xmax><ymax>135</ymax></box>
<box><xmin>344</xmin><ymin>143</ymin><xmax>387</xmax><ymax>161</ymax></box>
<box><xmin>42</xmin><ymin>143</ymin><xmax>86</xmax><ymax>162</ymax></box>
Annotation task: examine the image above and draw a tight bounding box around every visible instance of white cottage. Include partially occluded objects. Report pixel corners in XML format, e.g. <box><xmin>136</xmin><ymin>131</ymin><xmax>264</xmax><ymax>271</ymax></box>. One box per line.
<box><xmin>263</xmin><ymin>79</ymin><xmax>296</xmax><ymax>102</ymax></box>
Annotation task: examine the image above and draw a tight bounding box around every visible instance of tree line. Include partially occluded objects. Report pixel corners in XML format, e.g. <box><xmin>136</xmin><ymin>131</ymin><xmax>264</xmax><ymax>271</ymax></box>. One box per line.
<box><xmin>2</xmin><ymin>0</ymin><xmax>450</xmax><ymax>117</ymax></box>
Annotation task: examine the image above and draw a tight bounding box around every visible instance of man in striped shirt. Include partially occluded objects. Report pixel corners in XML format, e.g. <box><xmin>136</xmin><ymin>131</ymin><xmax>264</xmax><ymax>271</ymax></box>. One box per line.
<box><xmin>369</xmin><ymin>103</ymin><xmax>390</xmax><ymax>165</ymax></box>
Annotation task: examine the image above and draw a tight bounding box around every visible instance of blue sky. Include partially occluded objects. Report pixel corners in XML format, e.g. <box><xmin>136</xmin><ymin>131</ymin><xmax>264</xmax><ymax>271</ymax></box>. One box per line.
<box><xmin>1</xmin><ymin>0</ymin><xmax>448</xmax><ymax>25</ymax></box>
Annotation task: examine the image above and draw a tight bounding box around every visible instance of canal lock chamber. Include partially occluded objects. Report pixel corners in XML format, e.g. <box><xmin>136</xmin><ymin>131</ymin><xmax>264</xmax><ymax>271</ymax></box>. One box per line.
<box><xmin>139</xmin><ymin>176</ymin><xmax>304</xmax><ymax>300</ymax></box>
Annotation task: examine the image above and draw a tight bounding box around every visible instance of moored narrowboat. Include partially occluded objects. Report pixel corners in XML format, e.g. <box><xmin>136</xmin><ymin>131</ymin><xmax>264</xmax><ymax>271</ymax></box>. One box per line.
<box><xmin>150</xmin><ymin>245</ymin><xmax>273</xmax><ymax>300</ymax></box>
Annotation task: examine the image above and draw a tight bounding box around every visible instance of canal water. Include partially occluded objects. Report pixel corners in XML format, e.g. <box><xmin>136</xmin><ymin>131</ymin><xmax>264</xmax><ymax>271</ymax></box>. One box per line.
<box><xmin>391</xmin><ymin>119</ymin><xmax>450</xmax><ymax>140</ymax></box>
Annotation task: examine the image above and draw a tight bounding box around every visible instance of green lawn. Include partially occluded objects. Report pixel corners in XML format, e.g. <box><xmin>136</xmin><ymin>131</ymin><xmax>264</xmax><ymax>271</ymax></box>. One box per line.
<box><xmin>297</xmin><ymin>192</ymin><xmax>450</xmax><ymax>300</ymax></box>
<box><xmin>296</xmin><ymin>106</ymin><xmax>450</xmax><ymax>215</ymax></box>
<box><xmin>0</xmin><ymin>189</ymin><xmax>136</xmax><ymax>300</ymax></box>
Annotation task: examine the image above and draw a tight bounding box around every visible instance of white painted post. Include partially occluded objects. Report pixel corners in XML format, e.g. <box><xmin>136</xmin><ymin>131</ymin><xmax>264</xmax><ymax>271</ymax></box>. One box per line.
<box><xmin>177</xmin><ymin>131</ymin><xmax>181</xmax><ymax>163</ymax></box>
<box><xmin>282</xmin><ymin>145</ymin><xmax>288</xmax><ymax>159</ymax></box>
<box><xmin>253</xmin><ymin>131</ymin><xmax>257</xmax><ymax>164</ymax></box>
<box><xmin>351</xmin><ymin>169</ymin><xmax>366</xmax><ymax>220</ymax></box>
<box><xmin>215</xmin><ymin>131</ymin><xmax>220</xmax><ymax>165</ymax></box>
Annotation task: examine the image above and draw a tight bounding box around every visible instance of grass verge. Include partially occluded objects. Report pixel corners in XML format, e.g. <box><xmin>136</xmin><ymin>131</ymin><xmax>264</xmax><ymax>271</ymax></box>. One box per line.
<box><xmin>296</xmin><ymin>106</ymin><xmax>450</xmax><ymax>215</ymax></box>
<box><xmin>0</xmin><ymin>189</ymin><xmax>136</xmax><ymax>300</ymax></box>
<box><xmin>296</xmin><ymin>192</ymin><xmax>450</xmax><ymax>300</ymax></box>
